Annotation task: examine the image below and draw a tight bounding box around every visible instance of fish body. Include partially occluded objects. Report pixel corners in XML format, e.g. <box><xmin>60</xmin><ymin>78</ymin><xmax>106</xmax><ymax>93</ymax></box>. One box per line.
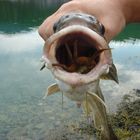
<box><xmin>41</xmin><ymin>13</ymin><xmax>118</xmax><ymax>140</ymax></box>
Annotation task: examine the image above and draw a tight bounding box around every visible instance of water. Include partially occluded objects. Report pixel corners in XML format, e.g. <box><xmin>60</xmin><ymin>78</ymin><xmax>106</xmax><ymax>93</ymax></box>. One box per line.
<box><xmin>0</xmin><ymin>0</ymin><xmax>140</xmax><ymax>140</ymax></box>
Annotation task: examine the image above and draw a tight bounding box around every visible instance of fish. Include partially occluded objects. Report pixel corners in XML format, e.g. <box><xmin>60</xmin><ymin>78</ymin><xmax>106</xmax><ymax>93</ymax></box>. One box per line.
<box><xmin>41</xmin><ymin>13</ymin><xmax>118</xmax><ymax>140</ymax></box>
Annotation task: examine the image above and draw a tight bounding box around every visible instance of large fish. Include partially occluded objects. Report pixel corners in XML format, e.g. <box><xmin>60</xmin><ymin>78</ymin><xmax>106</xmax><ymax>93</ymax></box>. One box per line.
<box><xmin>41</xmin><ymin>13</ymin><xmax>118</xmax><ymax>140</ymax></box>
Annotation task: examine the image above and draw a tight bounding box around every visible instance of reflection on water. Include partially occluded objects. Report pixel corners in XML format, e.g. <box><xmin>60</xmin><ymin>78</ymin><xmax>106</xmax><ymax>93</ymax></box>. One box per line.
<box><xmin>0</xmin><ymin>0</ymin><xmax>140</xmax><ymax>139</ymax></box>
<box><xmin>114</xmin><ymin>23</ymin><xmax>140</xmax><ymax>40</ymax></box>
<box><xmin>103</xmin><ymin>39</ymin><xmax>140</xmax><ymax>112</ymax></box>
<box><xmin>0</xmin><ymin>0</ymin><xmax>66</xmax><ymax>33</ymax></box>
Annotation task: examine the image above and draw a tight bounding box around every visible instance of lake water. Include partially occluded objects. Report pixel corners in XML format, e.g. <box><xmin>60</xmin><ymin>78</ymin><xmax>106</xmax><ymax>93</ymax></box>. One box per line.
<box><xmin>0</xmin><ymin>1</ymin><xmax>140</xmax><ymax>140</ymax></box>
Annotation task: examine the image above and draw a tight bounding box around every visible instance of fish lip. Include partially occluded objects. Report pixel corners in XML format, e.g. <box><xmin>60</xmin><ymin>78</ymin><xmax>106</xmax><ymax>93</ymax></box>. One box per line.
<box><xmin>43</xmin><ymin>25</ymin><xmax>112</xmax><ymax>86</ymax></box>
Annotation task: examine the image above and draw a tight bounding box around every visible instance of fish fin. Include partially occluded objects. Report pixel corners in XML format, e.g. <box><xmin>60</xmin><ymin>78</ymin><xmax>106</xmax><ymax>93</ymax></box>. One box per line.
<box><xmin>81</xmin><ymin>88</ymin><xmax>115</xmax><ymax>139</ymax></box>
<box><xmin>101</xmin><ymin>63</ymin><xmax>119</xmax><ymax>84</ymax></box>
<box><xmin>87</xmin><ymin>91</ymin><xmax>107</xmax><ymax>109</ymax></box>
<box><xmin>82</xmin><ymin>90</ymin><xmax>108</xmax><ymax>127</ymax></box>
<box><xmin>81</xmin><ymin>88</ymin><xmax>107</xmax><ymax>117</ymax></box>
<box><xmin>43</xmin><ymin>83</ymin><xmax>60</xmax><ymax>99</ymax></box>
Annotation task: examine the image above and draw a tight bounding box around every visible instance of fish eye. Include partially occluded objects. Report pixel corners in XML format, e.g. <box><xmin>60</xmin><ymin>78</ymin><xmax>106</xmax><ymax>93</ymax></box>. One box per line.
<box><xmin>53</xmin><ymin>22</ymin><xmax>58</xmax><ymax>32</ymax></box>
<box><xmin>100</xmin><ymin>23</ymin><xmax>105</xmax><ymax>35</ymax></box>
<box><xmin>65</xmin><ymin>15</ymin><xmax>70</xmax><ymax>19</ymax></box>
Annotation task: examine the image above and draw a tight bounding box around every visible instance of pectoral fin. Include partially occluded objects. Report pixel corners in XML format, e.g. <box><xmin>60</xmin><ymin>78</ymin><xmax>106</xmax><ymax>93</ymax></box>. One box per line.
<box><xmin>101</xmin><ymin>63</ymin><xmax>119</xmax><ymax>84</ymax></box>
<box><xmin>43</xmin><ymin>83</ymin><xmax>60</xmax><ymax>99</ymax></box>
<box><xmin>87</xmin><ymin>91</ymin><xmax>107</xmax><ymax>109</ymax></box>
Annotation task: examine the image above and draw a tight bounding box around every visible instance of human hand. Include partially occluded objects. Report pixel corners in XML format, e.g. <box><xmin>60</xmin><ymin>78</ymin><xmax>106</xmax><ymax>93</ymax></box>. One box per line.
<box><xmin>38</xmin><ymin>0</ymin><xmax>139</xmax><ymax>42</ymax></box>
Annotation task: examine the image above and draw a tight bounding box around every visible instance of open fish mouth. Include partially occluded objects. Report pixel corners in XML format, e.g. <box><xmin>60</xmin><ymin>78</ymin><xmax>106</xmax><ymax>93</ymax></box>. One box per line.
<box><xmin>54</xmin><ymin>32</ymin><xmax>100</xmax><ymax>74</ymax></box>
<box><xmin>43</xmin><ymin>13</ymin><xmax>113</xmax><ymax>85</ymax></box>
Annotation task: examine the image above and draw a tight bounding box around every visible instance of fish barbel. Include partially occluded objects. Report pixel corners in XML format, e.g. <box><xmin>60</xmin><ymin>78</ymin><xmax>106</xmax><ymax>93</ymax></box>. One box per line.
<box><xmin>41</xmin><ymin>13</ymin><xmax>118</xmax><ymax>140</ymax></box>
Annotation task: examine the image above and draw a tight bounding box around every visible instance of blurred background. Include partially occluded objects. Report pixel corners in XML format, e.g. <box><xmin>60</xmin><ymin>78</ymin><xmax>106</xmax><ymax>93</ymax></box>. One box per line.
<box><xmin>0</xmin><ymin>0</ymin><xmax>140</xmax><ymax>139</ymax></box>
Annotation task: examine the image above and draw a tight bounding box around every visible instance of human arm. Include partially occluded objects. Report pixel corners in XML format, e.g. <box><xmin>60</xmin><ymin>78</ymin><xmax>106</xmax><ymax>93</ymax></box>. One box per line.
<box><xmin>38</xmin><ymin>0</ymin><xmax>140</xmax><ymax>42</ymax></box>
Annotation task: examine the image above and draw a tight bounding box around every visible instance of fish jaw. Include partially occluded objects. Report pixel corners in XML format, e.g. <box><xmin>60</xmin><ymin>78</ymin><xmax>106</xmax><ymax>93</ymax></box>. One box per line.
<box><xmin>43</xmin><ymin>25</ymin><xmax>112</xmax><ymax>86</ymax></box>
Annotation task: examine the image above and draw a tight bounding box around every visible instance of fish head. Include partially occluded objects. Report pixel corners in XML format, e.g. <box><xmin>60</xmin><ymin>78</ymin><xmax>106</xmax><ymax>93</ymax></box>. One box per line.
<box><xmin>53</xmin><ymin>13</ymin><xmax>105</xmax><ymax>36</ymax></box>
<box><xmin>42</xmin><ymin>13</ymin><xmax>114</xmax><ymax>101</ymax></box>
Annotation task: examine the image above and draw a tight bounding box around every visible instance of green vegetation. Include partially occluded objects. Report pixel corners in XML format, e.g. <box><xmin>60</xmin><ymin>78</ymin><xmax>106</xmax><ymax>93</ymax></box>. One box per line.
<box><xmin>0</xmin><ymin>0</ymin><xmax>60</xmax><ymax>33</ymax></box>
<box><xmin>109</xmin><ymin>89</ymin><xmax>140</xmax><ymax>140</ymax></box>
<box><xmin>114</xmin><ymin>23</ymin><xmax>140</xmax><ymax>40</ymax></box>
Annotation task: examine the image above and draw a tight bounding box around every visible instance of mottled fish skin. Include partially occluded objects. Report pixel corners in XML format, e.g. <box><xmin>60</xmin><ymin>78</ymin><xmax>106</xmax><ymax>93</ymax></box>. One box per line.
<box><xmin>53</xmin><ymin>12</ymin><xmax>105</xmax><ymax>36</ymax></box>
<box><xmin>42</xmin><ymin>13</ymin><xmax>118</xmax><ymax>140</ymax></box>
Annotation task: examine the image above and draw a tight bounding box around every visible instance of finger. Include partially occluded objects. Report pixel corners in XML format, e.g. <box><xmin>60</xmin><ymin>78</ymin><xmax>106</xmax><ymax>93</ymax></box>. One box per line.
<box><xmin>38</xmin><ymin>1</ymin><xmax>82</xmax><ymax>41</ymax></box>
<box><xmin>38</xmin><ymin>15</ymin><xmax>56</xmax><ymax>41</ymax></box>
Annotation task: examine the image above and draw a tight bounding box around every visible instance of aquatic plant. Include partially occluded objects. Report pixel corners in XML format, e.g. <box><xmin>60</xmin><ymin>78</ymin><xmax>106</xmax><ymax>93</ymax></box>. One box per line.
<box><xmin>109</xmin><ymin>89</ymin><xmax>140</xmax><ymax>140</ymax></box>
